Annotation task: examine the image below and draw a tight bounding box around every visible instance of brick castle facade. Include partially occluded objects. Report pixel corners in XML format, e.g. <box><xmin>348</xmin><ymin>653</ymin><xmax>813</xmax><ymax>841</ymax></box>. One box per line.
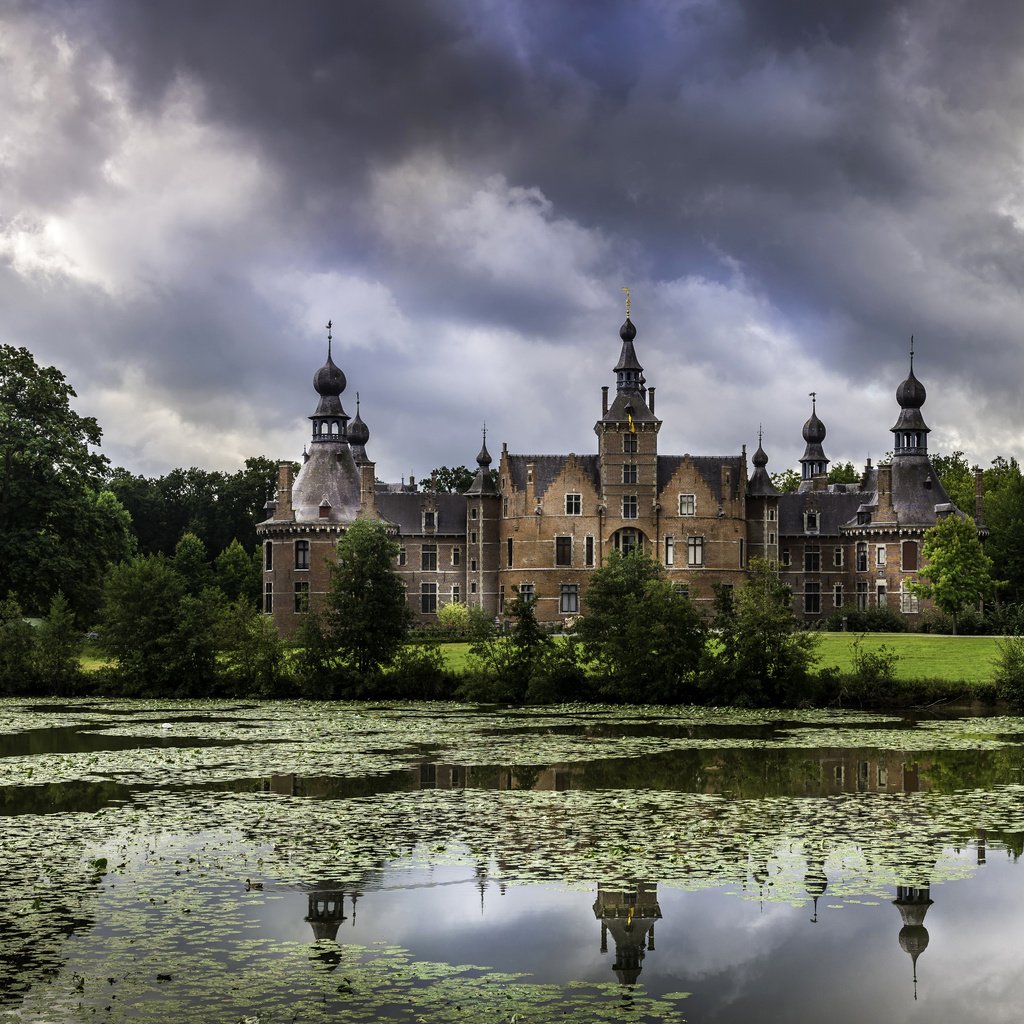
<box><xmin>257</xmin><ymin>315</ymin><xmax>975</xmax><ymax>633</ymax></box>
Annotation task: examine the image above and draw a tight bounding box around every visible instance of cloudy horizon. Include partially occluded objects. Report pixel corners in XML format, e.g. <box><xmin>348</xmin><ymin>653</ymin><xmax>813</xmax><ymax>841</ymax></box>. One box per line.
<box><xmin>4</xmin><ymin>0</ymin><xmax>1024</xmax><ymax>483</ymax></box>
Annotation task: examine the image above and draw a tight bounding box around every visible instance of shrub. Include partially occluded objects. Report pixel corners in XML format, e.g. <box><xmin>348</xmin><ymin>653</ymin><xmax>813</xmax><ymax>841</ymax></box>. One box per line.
<box><xmin>994</xmin><ymin>635</ymin><xmax>1024</xmax><ymax>707</ymax></box>
<box><xmin>824</xmin><ymin>606</ymin><xmax>907</xmax><ymax>633</ymax></box>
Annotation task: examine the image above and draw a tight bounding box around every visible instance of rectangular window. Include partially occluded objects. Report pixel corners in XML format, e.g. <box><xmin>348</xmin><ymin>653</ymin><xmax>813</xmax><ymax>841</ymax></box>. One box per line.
<box><xmin>470</xmin><ymin>581</ymin><xmax>477</xmax><ymax>594</ymax></box>
<box><xmin>901</xmin><ymin>586</ymin><xmax>920</xmax><ymax>613</ymax></box>
<box><xmin>470</xmin><ymin>558</ymin><xmax>477</xmax><ymax>572</ymax></box>
<box><xmin>878</xmin><ymin>767</ymin><xmax>888</xmax><ymax>788</ymax></box>
<box><xmin>264</xmin><ymin>542</ymin><xmax>273</xmax><ymax>571</ymax></box>
<box><xmin>857</xmin><ymin>510</ymin><xmax>871</xmax><ymax>525</ymax></box>
<box><xmin>565</xmin><ymin>493</ymin><xmax>582</xmax><ymax>516</ymax></box>
<box><xmin>805</xmin><ymin>511</ymin><xmax>819</xmax><ymax>533</ymax></box>
<box><xmin>622</xmin><ymin>495</ymin><xmax>638</xmax><ymax>519</ymax></box>
<box><xmin>781</xmin><ymin>548</ymin><xmax>791</xmax><ymax>567</ymax></box>
<box><xmin>833</xmin><ymin>546</ymin><xmax>844</xmax><ymax>568</ymax></box>
<box><xmin>294</xmin><ymin>581</ymin><xmax>310</xmax><ymax>613</ymax></box>
<box><xmin>767</xmin><ymin>506</ymin><xmax>777</xmax><ymax>522</ymax></box>
<box><xmin>471</xmin><ymin>507</ymin><xmax>478</xmax><ymax>520</ymax></box>
<box><xmin>507</xmin><ymin>538</ymin><xmax>513</xmax><ymax>567</ymax></box>
<box><xmin>856</xmin><ymin>542</ymin><xmax>868</xmax><ymax>572</ymax></box>
<box><xmin>679</xmin><ymin>494</ymin><xmax>696</xmax><ymax>516</ymax></box>
<box><xmin>856</xmin><ymin>581</ymin><xmax>869</xmax><ymax>610</ymax></box>
<box><xmin>452</xmin><ymin>547</ymin><xmax>461</xmax><ymax>566</ymax></box>
<box><xmin>263</xmin><ymin>582</ymin><xmax>273</xmax><ymax>613</ymax></box>
<box><xmin>518</xmin><ymin>583</ymin><xmax>535</xmax><ymax>603</ymax></box>
<box><xmin>295</xmin><ymin>540</ymin><xmax>309</xmax><ymax>570</ymax></box>
<box><xmin>420</xmin><ymin>583</ymin><xmax>437</xmax><ymax>614</ymax></box>
<box><xmin>398</xmin><ymin>546</ymin><xmax>407</xmax><ymax>567</ymax></box>
<box><xmin>768</xmin><ymin>531</ymin><xmax>776</xmax><ymax>545</ymax></box>
<box><xmin>559</xmin><ymin>584</ymin><xmax>579</xmax><ymax>614</ymax></box>
<box><xmin>902</xmin><ymin>540</ymin><xmax>919</xmax><ymax>572</ymax></box>
<box><xmin>877</xmin><ymin>582</ymin><xmax>887</xmax><ymax>605</ymax></box>
<box><xmin>739</xmin><ymin>538</ymin><xmax>745</xmax><ymax>568</ymax></box>
<box><xmin>498</xmin><ymin>585</ymin><xmax>505</xmax><ymax>614</ymax></box>
<box><xmin>687</xmin><ymin>536</ymin><xmax>704</xmax><ymax>567</ymax></box>
<box><xmin>623</xmin><ymin>433</ymin><xmax>638</xmax><ymax>453</ymax></box>
<box><xmin>674</xmin><ymin>584</ymin><xmax>690</xmax><ymax>599</ymax></box>
<box><xmin>422</xmin><ymin>510</ymin><xmax>436</xmax><ymax>531</ymax></box>
<box><xmin>421</xmin><ymin>544</ymin><xmax>438</xmax><ymax>571</ymax></box>
<box><xmin>834</xmin><ymin>584</ymin><xmax>844</xmax><ymax>607</ymax></box>
<box><xmin>622</xmin><ymin>464</ymin><xmax>638</xmax><ymax>484</ymax></box>
<box><xmin>585</xmin><ymin>535</ymin><xmax>595</xmax><ymax>567</ymax></box>
<box><xmin>804</xmin><ymin>547</ymin><xmax>820</xmax><ymax>572</ymax></box>
<box><xmin>804</xmin><ymin>583</ymin><xmax>821</xmax><ymax>614</ymax></box>
<box><xmin>451</xmin><ymin>584</ymin><xmax>461</xmax><ymax>604</ymax></box>
<box><xmin>665</xmin><ymin>535</ymin><xmax>674</xmax><ymax>566</ymax></box>
<box><xmin>502</xmin><ymin>496</ymin><xmax>509</xmax><ymax>518</ymax></box>
<box><xmin>876</xmin><ymin>545</ymin><xmax>886</xmax><ymax>568</ymax></box>
<box><xmin>555</xmin><ymin>536</ymin><xmax>572</xmax><ymax>566</ymax></box>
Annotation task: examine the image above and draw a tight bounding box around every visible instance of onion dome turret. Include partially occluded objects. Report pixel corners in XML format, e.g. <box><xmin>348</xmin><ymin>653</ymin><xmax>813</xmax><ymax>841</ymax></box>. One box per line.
<box><xmin>799</xmin><ymin>393</ymin><xmax>829</xmax><ymax>486</ymax></box>
<box><xmin>348</xmin><ymin>393</ymin><xmax>370</xmax><ymax>463</ymax></box>
<box><xmin>891</xmin><ymin>338</ymin><xmax>930</xmax><ymax>457</ymax></box>
<box><xmin>310</xmin><ymin>320</ymin><xmax>349</xmax><ymax>444</ymax></box>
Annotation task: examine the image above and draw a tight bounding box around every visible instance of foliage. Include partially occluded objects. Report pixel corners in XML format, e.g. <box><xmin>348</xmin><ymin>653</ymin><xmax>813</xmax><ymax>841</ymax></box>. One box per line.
<box><xmin>703</xmin><ymin>559</ymin><xmax>818</xmax><ymax>706</ymax></box>
<box><xmin>824</xmin><ymin>604</ymin><xmax>907</xmax><ymax>632</ymax></box>
<box><xmin>981</xmin><ymin>457</ymin><xmax>1024</xmax><ymax>603</ymax></box>
<box><xmin>993</xmin><ymin>635</ymin><xmax>1024</xmax><ymax>708</ymax></box>
<box><xmin>770</xmin><ymin>467</ymin><xmax>801</xmax><ymax>493</ymax></box>
<box><xmin>100</xmin><ymin>555</ymin><xmax>219</xmax><ymax>693</ymax></box>
<box><xmin>420</xmin><ymin>465</ymin><xmax>475</xmax><ymax>494</ymax></box>
<box><xmin>0</xmin><ymin>345</ymin><xmax>134</xmax><ymax>618</ymax></box>
<box><xmin>380</xmin><ymin>642</ymin><xmax>459</xmax><ymax>699</ymax></box>
<box><xmin>437</xmin><ymin>601</ymin><xmax>470</xmax><ymax>630</ymax></box>
<box><xmin>931</xmin><ymin>450</ymin><xmax>976</xmax><ymax>513</ymax></box>
<box><xmin>215</xmin><ymin>538</ymin><xmax>261</xmax><ymax>606</ymax></box>
<box><xmin>322</xmin><ymin>519</ymin><xmax>412</xmax><ymax>676</ymax></box>
<box><xmin>0</xmin><ymin>594</ymin><xmax>36</xmax><ymax>694</ymax></box>
<box><xmin>827</xmin><ymin>461</ymin><xmax>860</xmax><ymax>484</ymax></box>
<box><xmin>911</xmin><ymin>514</ymin><xmax>995</xmax><ymax>634</ymax></box>
<box><xmin>848</xmin><ymin>633</ymin><xmax>900</xmax><ymax>687</ymax></box>
<box><xmin>173</xmin><ymin>532</ymin><xmax>213</xmax><ymax>597</ymax></box>
<box><xmin>576</xmin><ymin>551</ymin><xmax>704</xmax><ymax>703</ymax></box>
<box><xmin>33</xmin><ymin>592</ymin><xmax>83</xmax><ymax>692</ymax></box>
<box><xmin>106</xmin><ymin>455</ymin><xmax>280</xmax><ymax>557</ymax></box>
<box><xmin>217</xmin><ymin>598</ymin><xmax>288</xmax><ymax>696</ymax></box>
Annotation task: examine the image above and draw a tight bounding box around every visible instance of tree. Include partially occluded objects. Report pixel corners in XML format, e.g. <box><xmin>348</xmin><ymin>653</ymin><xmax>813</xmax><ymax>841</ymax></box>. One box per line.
<box><xmin>983</xmin><ymin>458</ymin><xmax>1024</xmax><ymax>603</ymax></box>
<box><xmin>705</xmin><ymin>559</ymin><xmax>818</xmax><ymax>706</ymax></box>
<box><xmin>100</xmin><ymin>554</ymin><xmax>218</xmax><ymax>692</ymax></box>
<box><xmin>828</xmin><ymin>461</ymin><xmax>859</xmax><ymax>485</ymax></box>
<box><xmin>421</xmin><ymin>465</ymin><xmax>476</xmax><ymax>494</ymax></box>
<box><xmin>0</xmin><ymin>345</ymin><xmax>128</xmax><ymax>616</ymax></box>
<box><xmin>215</xmin><ymin>539</ymin><xmax>261</xmax><ymax>606</ymax></box>
<box><xmin>931</xmin><ymin>451</ymin><xmax>975</xmax><ymax>513</ymax></box>
<box><xmin>911</xmin><ymin>514</ymin><xmax>995</xmax><ymax>634</ymax></box>
<box><xmin>322</xmin><ymin>519</ymin><xmax>411</xmax><ymax>676</ymax></box>
<box><xmin>576</xmin><ymin>551</ymin><xmax>704</xmax><ymax>702</ymax></box>
<box><xmin>770</xmin><ymin>468</ymin><xmax>801</xmax><ymax>493</ymax></box>
<box><xmin>34</xmin><ymin>592</ymin><xmax>83</xmax><ymax>692</ymax></box>
<box><xmin>0</xmin><ymin>594</ymin><xmax>36</xmax><ymax>694</ymax></box>
<box><xmin>173</xmin><ymin>532</ymin><xmax>213</xmax><ymax>597</ymax></box>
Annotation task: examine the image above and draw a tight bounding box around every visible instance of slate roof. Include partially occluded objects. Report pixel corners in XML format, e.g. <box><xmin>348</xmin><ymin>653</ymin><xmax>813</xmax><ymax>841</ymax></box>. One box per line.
<box><xmin>504</xmin><ymin>455</ymin><xmax>601</xmax><ymax>497</ymax></box>
<box><xmin>656</xmin><ymin>455</ymin><xmax>745</xmax><ymax>503</ymax></box>
<box><xmin>374</xmin><ymin>492</ymin><xmax>467</xmax><ymax>536</ymax></box>
<box><xmin>778</xmin><ymin>489</ymin><xmax>867</xmax><ymax>535</ymax></box>
<box><xmin>289</xmin><ymin>442</ymin><xmax>361</xmax><ymax>524</ymax></box>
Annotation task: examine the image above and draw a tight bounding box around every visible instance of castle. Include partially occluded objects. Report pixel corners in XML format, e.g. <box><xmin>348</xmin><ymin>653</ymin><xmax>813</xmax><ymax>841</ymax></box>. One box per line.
<box><xmin>257</xmin><ymin>312</ymin><xmax>972</xmax><ymax>633</ymax></box>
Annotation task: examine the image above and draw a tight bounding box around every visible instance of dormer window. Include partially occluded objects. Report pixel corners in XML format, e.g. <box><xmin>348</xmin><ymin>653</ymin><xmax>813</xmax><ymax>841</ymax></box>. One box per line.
<box><xmin>422</xmin><ymin>510</ymin><xmax>436</xmax><ymax>532</ymax></box>
<box><xmin>804</xmin><ymin>511</ymin><xmax>819</xmax><ymax>533</ymax></box>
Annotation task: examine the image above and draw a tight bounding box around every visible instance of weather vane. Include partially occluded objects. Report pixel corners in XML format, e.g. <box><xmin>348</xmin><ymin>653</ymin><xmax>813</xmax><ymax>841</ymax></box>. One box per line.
<box><xmin>809</xmin><ymin>391</ymin><xmax>817</xmax><ymax>412</ymax></box>
<box><xmin>622</xmin><ymin>286</ymin><xmax>631</xmax><ymax>318</ymax></box>
<box><xmin>910</xmin><ymin>334</ymin><xmax>915</xmax><ymax>371</ymax></box>
<box><xmin>326</xmin><ymin>319</ymin><xmax>333</xmax><ymax>357</ymax></box>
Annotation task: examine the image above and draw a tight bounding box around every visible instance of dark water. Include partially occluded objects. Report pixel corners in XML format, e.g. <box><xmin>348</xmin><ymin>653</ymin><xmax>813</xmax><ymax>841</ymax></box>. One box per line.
<box><xmin>2</xmin><ymin>700</ymin><xmax>1022</xmax><ymax>1022</ymax></box>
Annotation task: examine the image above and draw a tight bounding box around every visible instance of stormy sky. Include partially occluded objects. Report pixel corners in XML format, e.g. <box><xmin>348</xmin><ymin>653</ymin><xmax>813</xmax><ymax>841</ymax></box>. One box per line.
<box><xmin>4</xmin><ymin>0</ymin><xmax>1024</xmax><ymax>482</ymax></box>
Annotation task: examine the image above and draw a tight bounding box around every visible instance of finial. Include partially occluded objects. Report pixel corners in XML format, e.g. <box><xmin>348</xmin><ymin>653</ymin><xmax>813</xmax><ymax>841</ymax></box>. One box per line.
<box><xmin>326</xmin><ymin>319</ymin><xmax>333</xmax><ymax>358</ymax></box>
<box><xmin>356</xmin><ymin>391</ymin><xmax>360</xmax><ymax>413</ymax></box>
<box><xmin>809</xmin><ymin>391</ymin><xmax>817</xmax><ymax>412</ymax></box>
<box><xmin>482</xmin><ymin>421</ymin><xmax>487</xmax><ymax>445</ymax></box>
<box><xmin>758</xmin><ymin>423</ymin><xmax>763</xmax><ymax>447</ymax></box>
<box><xmin>909</xmin><ymin>334</ymin><xmax>915</xmax><ymax>372</ymax></box>
<box><xmin>622</xmin><ymin>286</ymin><xmax>631</xmax><ymax>318</ymax></box>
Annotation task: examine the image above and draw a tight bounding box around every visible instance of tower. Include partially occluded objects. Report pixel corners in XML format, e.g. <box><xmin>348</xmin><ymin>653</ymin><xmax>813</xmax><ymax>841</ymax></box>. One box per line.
<box><xmin>891</xmin><ymin>339</ymin><xmax>930</xmax><ymax>457</ymax></box>
<box><xmin>464</xmin><ymin>427</ymin><xmax>501</xmax><ymax>615</ymax></box>
<box><xmin>798</xmin><ymin>394</ymin><xmax>829</xmax><ymax>490</ymax></box>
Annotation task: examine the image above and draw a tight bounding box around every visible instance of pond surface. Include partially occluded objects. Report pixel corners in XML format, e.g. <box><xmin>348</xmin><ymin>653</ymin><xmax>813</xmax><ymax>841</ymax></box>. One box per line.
<box><xmin>3</xmin><ymin>699</ymin><xmax>1024</xmax><ymax>1022</ymax></box>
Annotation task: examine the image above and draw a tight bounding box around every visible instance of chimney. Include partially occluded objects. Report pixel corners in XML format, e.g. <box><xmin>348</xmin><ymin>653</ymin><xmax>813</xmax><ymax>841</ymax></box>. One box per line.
<box><xmin>648</xmin><ymin>387</ymin><xmax>656</xmax><ymax>414</ymax></box>
<box><xmin>601</xmin><ymin>386</ymin><xmax>609</xmax><ymax>416</ymax></box>
<box><xmin>276</xmin><ymin>461</ymin><xmax>295</xmax><ymax>522</ymax></box>
<box><xmin>876</xmin><ymin>463</ymin><xmax>895</xmax><ymax>520</ymax></box>
<box><xmin>360</xmin><ymin>462</ymin><xmax>376</xmax><ymax>515</ymax></box>
<box><xmin>974</xmin><ymin>466</ymin><xmax>985</xmax><ymax>526</ymax></box>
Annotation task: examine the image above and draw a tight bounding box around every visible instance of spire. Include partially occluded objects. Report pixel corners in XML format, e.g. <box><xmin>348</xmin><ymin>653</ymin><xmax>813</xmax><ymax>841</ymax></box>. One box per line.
<box><xmin>465</xmin><ymin>424</ymin><xmax>498</xmax><ymax>495</ymax></box>
<box><xmin>892</xmin><ymin>336</ymin><xmax>930</xmax><ymax>456</ymax></box>
<box><xmin>348</xmin><ymin>392</ymin><xmax>370</xmax><ymax>463</ymax></box>
<box><xmin>310</xmin><ymin>320</ymin><xmax>349</xmax><ymax>444</ymax></box>
<box><xmin>748</xmin><ymin>424</ymin><xmax>780</xmax><ymax>496</ymax></box>
<box><xmin>799</xmin><ymin>392</ymin><xmax>829</xmax><ymax>487</ymax></box>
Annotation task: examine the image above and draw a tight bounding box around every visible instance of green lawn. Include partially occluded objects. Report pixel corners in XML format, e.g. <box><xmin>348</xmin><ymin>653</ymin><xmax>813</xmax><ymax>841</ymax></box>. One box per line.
<box><xmin>433</xmin><ymin>633</ymin><xmax>1004</xmax><ymax>683</ymax></box>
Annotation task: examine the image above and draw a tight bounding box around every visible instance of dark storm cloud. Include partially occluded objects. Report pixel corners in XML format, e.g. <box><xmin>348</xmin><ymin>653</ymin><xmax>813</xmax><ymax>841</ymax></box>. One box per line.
<box><xmin>5</xmin><ymin>0</ymin><xmax>1024</xmax><ymax>476</ymax></box>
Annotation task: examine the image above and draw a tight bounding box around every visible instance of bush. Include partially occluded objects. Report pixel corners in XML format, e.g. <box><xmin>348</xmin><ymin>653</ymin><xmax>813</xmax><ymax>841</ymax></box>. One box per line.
<box><xmin>824</xmin><ymin>606</ymin><xmax>907</xmax><ymax>633</ymax></box>
<box><xmin>849</xmin><ymin>634</ymin><xmax>900</xmax><ymax>687</ymax></box>
<box><xmin>994</xmin><ymin>635</ymin><xmax>1024</xmax><ymax>707</ymax></box>
<box><xmin>379</xmin><ymin>642</ymin><xmax>459</xmax><ymax>700</ymax></box>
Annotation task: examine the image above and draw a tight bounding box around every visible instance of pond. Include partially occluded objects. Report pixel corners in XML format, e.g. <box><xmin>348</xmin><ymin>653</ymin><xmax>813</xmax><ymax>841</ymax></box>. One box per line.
<box><xmin>3</xmin><ymin>699</ymin><xmax>1024</xmax><ymax>1022</ymax></box>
